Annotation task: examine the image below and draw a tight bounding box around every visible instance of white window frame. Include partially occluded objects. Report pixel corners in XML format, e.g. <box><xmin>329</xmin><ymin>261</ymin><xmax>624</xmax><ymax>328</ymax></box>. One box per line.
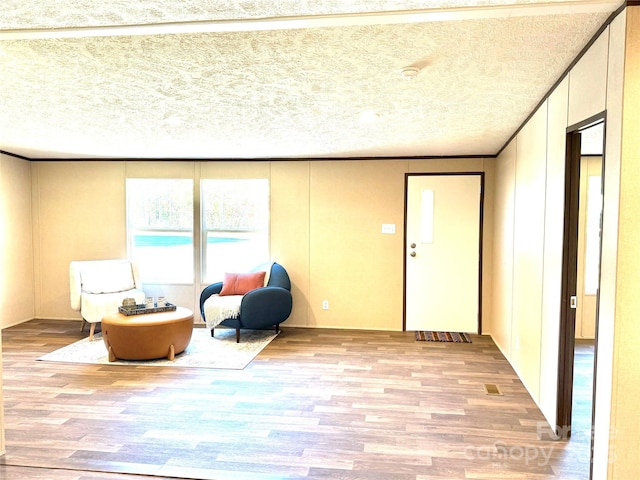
<box><xmin>126</xmin><ymin>178</ymin><xmax>194</xmax><ymax>285</ymax></box>
<box><xmin>200</xmin><ymin>178</ymin><xmax>270</xmax><ymax>283</ymax></box>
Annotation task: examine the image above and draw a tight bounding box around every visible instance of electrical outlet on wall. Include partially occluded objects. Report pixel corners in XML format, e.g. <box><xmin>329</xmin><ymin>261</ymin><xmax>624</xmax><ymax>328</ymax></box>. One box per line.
<box><xmin>322</xmin><ymin>300</ymin><xmax>329</xmax><ymax>310</ymax></box>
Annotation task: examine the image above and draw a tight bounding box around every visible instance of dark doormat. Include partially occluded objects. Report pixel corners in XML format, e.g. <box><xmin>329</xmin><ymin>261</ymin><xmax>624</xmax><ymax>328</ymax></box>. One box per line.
<box><xmin>415</xmin><ymin>331</ymin><xmax>472</xmax><ymax>343</ymax></box>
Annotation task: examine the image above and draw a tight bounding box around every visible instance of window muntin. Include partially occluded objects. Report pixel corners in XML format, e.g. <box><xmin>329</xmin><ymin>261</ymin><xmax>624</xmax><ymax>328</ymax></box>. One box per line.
<box><xmin>126</xmin><ymin>178</ymin><xmax>194</xmax><ymax>284</ymax></box>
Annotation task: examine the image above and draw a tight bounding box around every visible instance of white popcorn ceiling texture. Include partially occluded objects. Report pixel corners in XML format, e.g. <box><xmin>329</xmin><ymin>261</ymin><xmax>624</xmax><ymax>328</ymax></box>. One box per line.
<box><xmin>0</xmin><ymin>1</ymin><xmax>613</xmax><ymax>159</ymax></box>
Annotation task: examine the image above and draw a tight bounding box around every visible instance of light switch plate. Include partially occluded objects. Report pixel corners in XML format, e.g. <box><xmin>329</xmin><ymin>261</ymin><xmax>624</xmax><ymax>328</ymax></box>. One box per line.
<box><xmin>381</xmin><ymin>224</ymin><xmax>396</xmax><ymax>234</ymax></box>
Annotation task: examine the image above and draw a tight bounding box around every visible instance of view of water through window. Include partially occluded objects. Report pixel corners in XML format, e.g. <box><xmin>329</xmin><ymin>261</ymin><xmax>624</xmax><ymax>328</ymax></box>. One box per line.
<box><xmin>126</xmin><ymin>178</ymin><xmax>269</xmax><ymax>284</ymax></box>
<box><xmin>201</xmin><ymin>178</ymin><xmax>270</xmax><ymax>283</ymax></box>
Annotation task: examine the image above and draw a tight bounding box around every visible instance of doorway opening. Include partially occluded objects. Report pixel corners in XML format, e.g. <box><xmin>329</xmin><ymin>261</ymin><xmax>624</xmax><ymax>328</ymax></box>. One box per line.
<box><xmin>557</xmin><ymin>113</ymin><xmax>605</xmax><ymax>479</ymax></box>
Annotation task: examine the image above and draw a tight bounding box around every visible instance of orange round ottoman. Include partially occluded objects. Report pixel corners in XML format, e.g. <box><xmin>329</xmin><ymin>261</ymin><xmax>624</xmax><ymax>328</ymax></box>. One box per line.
<box><xmin>102</xmin><ymin>307</ymin><xmax>194</xmax><ymax>362</ymax></box>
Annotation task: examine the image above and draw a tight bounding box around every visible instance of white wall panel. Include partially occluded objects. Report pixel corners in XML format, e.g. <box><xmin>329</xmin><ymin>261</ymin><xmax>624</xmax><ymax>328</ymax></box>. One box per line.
<box><xmin>125</xmin><ymin>161</ymin><xmax>195</xmax><ymax>178</ymax></box>
<box><xmin>539</xmin><ymin>77</ymin><xmax>569</xmax><ymax>428</ymax></box>
<box><xmin>592</xmin><ymin>9</ymin><xmax>626</xmax><ymax>478</ymax></box>
<box><xmin>604</xmin><ymin>8</ymin><xmax>640</xmax><ymax>479</ymax></box>
<box><xmin>0</xmin><ymin>154</ymin><xmax>34</xmax><ymax>328</ymax></box>
<box><xmin>32</xmin><ymin>161</ymin><xmax>127</xmax><ymax>320</ymax></box>
<box><xmin>512</xmin><ymin>104</ymin><xmax>547</xmax><ymax>402</ymax></box>
<box><xmin>491</xmin><ymin>142</ymin><xmax>516</xmax><ymax>354</ymax></box>
<box><xmin>568</xmin><ymin>27</ymin><xmax>609</xmax><ymax>126</ymax></box>
<box><xmin>271</xmin><ymin>161</ymin><xmax>310</xmax><ymax>327</ymax></box>
<box><xmin>0</xmin><ymin>332</ymin><xmax>3</xmax><ymax>454</ymax></box>
<box><xmin>23</xmin><ymin>158</ymin><xmax>495</xmax><ymax>331</ymax></box>
<box><xmin>309</xmin><ymin>160</ymin><xmax>406</xmax><ymax>330</ymax></box>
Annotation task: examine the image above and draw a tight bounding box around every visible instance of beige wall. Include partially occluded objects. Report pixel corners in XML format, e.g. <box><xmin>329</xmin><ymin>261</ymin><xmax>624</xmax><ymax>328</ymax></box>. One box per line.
<box><xmin>494</xmin><ymin>100</ymin><xmax>560</xmax><ymax>409</ymax></box>
<box><xmin>31</xmin><ymin>161</ymin><xmax>128</xmax><ymax>320</ymax></box>
<box><xmin>27</xmin><ymin>157</ymin><xmax>493</xmax><ymax>333</ymax></box>
<box><xmin>492</xmin><ymin>86</ymin><xmax>567</xmax><ymax>416</ymax></box>
<box><xmin>512</xmin><ymin>105</ymin><xmax>548</xmax><ymax>402</ymax></box>
<box><xmin>491</xmin><ymin>143</ymin><xmax>515</xmax><ymax>357</ymax></box>
<box><xmin>539</xmin><ymin>77</ymin><xmax>569</xmax><ymax>424</ymax></box>
<box><xmin>491</xmin><ymin>10</ymin><xmax>639</xmax><ymax>477</ymax></box>
<box><xmin>0</xmin><ymin>332</ymin><xmax>3</xmax><ymax>455</ymax></box>
<box><xmin>490</xmin><ymin>15</ymin><xmax>566</xmax><ymax>424</ymax></box>
<box><xmin>591</xmin><ymin>11</ymin><xmax>625</xmax><ymax>479</ymax></box>
<box><xmin>271</xmin><ymin>161</ymin><xmax>311</xmax><ymax>327</ymax></box>
<box><xmin>607</xmin><ymin>7</ymin><xmax>640</xmax><ymax>479</ymax></box>
<box><xmin>309</xmin><ymin>160</ymin><xmax>406</xmax><ymax>329</ymax></box>
<box><xmin>0</xmin><ymin>151</ymin><xmax>34</xmax><ymax>455</ymax></box>
<box><xmin>1</xmin><ymin>153</ymin><xmax>35</xmax><ymax>328</ymax></box>
<box><xmin>567</xmin><ymin>26</ymin><xmax>608</xmax><ymax>126</ymax></box>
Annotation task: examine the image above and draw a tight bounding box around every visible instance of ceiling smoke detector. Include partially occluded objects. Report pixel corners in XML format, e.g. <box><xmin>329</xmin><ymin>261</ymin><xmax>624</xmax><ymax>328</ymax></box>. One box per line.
<box><xmin>400</xmin><ymin>66</ymin><xmax>420</xmax><ymax>80</ymax></box>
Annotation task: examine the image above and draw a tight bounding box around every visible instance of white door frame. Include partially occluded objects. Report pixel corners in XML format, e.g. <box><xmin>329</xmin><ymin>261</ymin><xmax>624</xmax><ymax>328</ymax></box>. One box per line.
<box><xmin>403</xmin><ymin>172</ymin><xmax>484</xmax><ymax>333</ymax></box>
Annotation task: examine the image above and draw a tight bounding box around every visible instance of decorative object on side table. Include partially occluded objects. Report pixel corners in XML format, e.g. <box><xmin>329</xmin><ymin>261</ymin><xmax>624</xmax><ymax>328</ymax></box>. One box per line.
<box><xmin>122</xmin><ymin>297</ymin><xmax>136</xmax><ymax>307</ymax></box>
<box><xmin>118</xmin><ymin>297</ymin><xmax>177</xmax><ymax>316</ymax></box>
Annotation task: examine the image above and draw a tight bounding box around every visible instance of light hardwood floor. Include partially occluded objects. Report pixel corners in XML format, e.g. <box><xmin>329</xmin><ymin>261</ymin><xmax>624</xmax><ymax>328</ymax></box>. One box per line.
<box><xmin>0</xmin><ymin>319</ymin><xmax>592</xmax><ymax>479</ymax></box>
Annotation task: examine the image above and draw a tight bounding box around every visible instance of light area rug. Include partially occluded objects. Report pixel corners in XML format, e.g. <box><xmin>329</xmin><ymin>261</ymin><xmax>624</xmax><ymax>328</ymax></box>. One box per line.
<box><xmin>38</xmin><ymin>327</ymin><xmax>278</xmax><ymax>369</ymax></box>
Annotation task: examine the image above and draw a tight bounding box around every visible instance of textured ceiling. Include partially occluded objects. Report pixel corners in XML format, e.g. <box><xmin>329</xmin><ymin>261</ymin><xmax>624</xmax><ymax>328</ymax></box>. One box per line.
<box><xmin>0</xmin><ymin>1</ymin><xmax>619</xmax><ymax>159</ymax></box>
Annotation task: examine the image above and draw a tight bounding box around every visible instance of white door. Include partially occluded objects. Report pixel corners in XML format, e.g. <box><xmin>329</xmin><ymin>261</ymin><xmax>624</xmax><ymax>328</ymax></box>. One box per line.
<box><xmin>405</xmin><ymin>174</ymin><xmax>482</xmax><ymax>333</ymax></box>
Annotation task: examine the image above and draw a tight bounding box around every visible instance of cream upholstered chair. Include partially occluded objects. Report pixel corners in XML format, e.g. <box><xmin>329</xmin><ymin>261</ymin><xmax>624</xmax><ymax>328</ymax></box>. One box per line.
<box><xmin>69</xmin><ymin>259</ymin><xmax>146</xmax><ymax>340</ymax></box>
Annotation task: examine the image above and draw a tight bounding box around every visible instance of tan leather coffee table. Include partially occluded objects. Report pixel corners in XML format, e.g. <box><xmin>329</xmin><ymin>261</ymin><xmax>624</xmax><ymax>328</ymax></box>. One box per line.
<box><xmin>102</xmin><ymin>307</ymin><xmax>193</xmax><ymax>362</ymax></box>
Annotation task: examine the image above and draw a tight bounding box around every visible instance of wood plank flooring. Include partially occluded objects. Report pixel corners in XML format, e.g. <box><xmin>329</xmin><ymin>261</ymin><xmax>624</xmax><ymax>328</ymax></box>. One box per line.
<box><xmin>0</xmin><ymin>320</ymin><xmax>591</xmax><ymax>479</ymax></box>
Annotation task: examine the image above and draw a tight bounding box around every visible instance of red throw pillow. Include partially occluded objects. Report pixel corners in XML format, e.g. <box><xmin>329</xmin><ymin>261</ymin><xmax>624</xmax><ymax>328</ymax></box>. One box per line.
<box><xmin>219</xmin><ymin>271</ymin><xmax>266</xmax><ymax>296</ymax></box>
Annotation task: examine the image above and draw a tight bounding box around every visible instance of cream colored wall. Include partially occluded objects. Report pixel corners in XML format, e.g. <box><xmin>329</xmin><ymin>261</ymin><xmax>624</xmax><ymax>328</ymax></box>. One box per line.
<box><xmin>539</xmin><ymin>77</ymin><xmax>569</xmax><ymax>425</ymax></box>
<box><xmin>1</xmin><ymin>153</ymin><xmax>35</xmax><ymax>328</ymax></box>
<box><xmin>491</xmin><ymin>143</ymin><xmax>515</xmax><ymax>355</ymax></box>
<box><xmin>271</xmin><ymin>162</ymin><xmax>310</xmax><ymax>328</ymax></box>
<box><xmin>511</xmin><ymin>105</ymin><xmax>547</xmax><ymax>402</ymax></box>
<box><xmin>28</xmin><ymin>157</ymin><xmax>493</xmax><ymax>333</ymax></box>
<box><xmin>593</xmin><ymin>9</ymin><xmax>626</xmax><ymax>479</ymax></box>
<box><xmin>492</xmin><ymin>23</ymin><xmax>615</xmax><ymax>425</ymax></box>
<box><xmin>495</xmin><ymin>81</ymin><xmax>567</xmax><ymax>417</ymax></box>
<box><xmin>31</xmin><ymin>161</ymin><xmax>128</xmax><ymax>320</ymax></box>
<box><xmin>568</xmin><ymin>28</ymin><xmax>608</xmax><ymax>126</ymax></box>
<box><xmin>492</xmin><ymin>75</ymin><xmax>568</xmax><ymax>423</ymax></box>
<box><xmin>0</xmin><ymin>151</ymin><xmax>32</xmax><ymax>456</ymax></box>
<box><xmin>491</xmin><ymin>11</ymin><xmax>636</xmax><ymax>476</ymax></box>
<box><xmin>309</xmin><ymin>160</ymin><xmax>406</xmax><ymax>329</ymax></box>
<box><xmin>0</xmin><ymin>332</ymin><xmax>4</xmax><ymax>455</ymax></box>
<box><xmin>607</xmin><ymin>7</ymin><xmax>640</xmax><ymax>479</ymax></box>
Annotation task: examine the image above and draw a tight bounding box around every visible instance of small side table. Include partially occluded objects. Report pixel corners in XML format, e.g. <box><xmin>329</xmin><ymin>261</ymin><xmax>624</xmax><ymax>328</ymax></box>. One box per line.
<box><xmin>102</xmin><ymin>307</ymin><xmax>193</xmax><ymax>361</ymax></box>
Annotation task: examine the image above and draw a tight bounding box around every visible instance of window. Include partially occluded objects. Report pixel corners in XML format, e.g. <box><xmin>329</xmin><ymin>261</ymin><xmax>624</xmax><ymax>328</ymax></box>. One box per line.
<box><xmin>584</xmin><ymin>175</ymin><xmax>602</xmax><ymax>295</ymax></box>
<box><xmin>201</xmin><ymin>179</ymin><xmax>270</xmax><ymax>283</ymax></box>
<box><xmin>126</xmin><ymin>178</ymin><xmax>193</xmax><ymax>284</ymax></box>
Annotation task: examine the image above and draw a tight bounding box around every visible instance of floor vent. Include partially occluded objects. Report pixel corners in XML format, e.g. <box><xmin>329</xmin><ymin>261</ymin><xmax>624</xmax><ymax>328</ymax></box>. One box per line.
<box><xmin>484</xmin><ymin>383</ymin><xmax>503</xmax><ymax>396</ymax></box>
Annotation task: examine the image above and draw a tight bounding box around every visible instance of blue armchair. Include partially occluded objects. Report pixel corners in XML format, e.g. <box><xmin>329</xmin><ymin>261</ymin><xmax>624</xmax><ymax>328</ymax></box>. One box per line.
<box><xmin>199</xmin><ymin>262</ymin><xmax>292</xmax><ymax>342</ymax></box>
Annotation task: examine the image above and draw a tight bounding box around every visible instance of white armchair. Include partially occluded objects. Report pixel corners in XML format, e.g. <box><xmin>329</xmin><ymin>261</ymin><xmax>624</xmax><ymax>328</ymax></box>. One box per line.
<box><xmin>70</xmin><ymin>259</ymin><xmax>146</xmax><ymax>340</ymax></box>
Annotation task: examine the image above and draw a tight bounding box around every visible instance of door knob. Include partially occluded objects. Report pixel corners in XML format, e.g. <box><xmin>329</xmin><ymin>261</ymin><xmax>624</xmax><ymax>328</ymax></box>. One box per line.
<box><xmin>410</xmin><ymin>243</ymin><xmax>416</xmax><ymax>248</ymax></box>
<box><xmin>410</xmin><ymin>251</ymin><xmax>416</xmax><ymax>257</ymax></box>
